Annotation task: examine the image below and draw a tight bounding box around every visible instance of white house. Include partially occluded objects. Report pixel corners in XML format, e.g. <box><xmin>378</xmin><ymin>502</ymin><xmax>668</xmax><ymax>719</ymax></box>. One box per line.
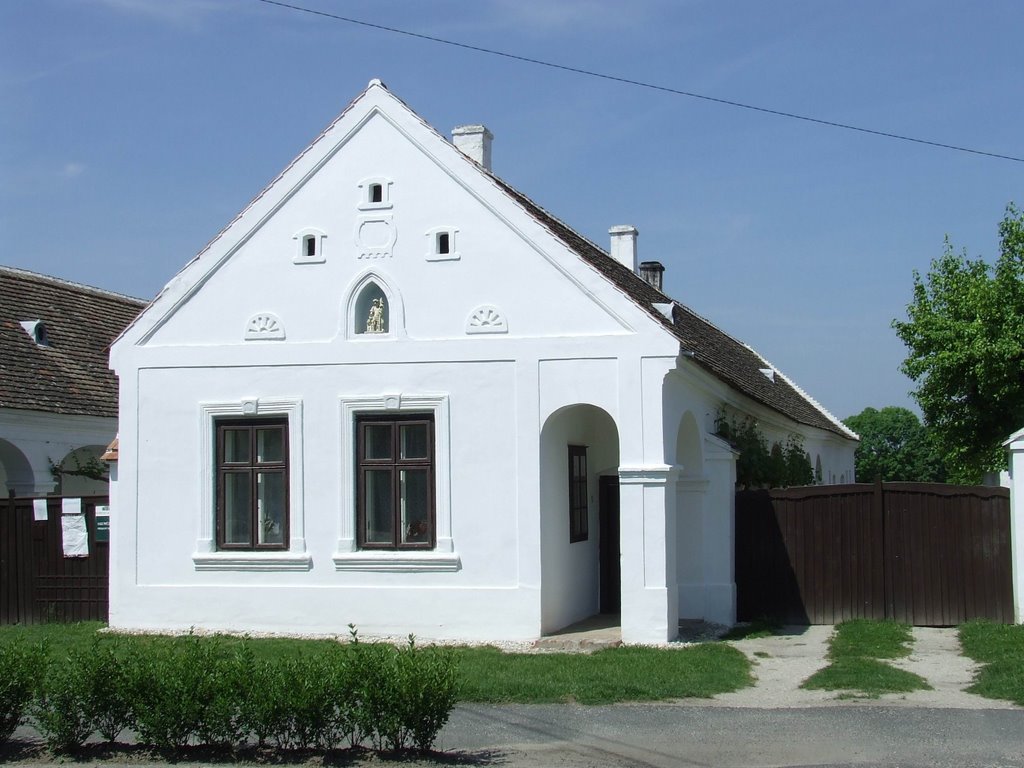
<box><xmin>0</xmin><ymin>267</ymin><xmax>145</xmax><ymax>499</ymax></box>
<box><xmin>108</xmin><ymin>80</ymin><xmax>856</xmax><ymax>644</ymax></box>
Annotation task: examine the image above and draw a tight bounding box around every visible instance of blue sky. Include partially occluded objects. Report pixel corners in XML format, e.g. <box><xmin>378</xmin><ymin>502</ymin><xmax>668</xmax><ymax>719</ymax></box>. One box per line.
<box><xmin>2</xmin><ymin>0</ymin><xmax>1020</xmax><ymax>422</ymax></box>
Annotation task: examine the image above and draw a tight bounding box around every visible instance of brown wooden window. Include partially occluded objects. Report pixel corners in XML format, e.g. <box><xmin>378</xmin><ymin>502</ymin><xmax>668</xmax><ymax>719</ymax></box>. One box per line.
<box><xmin>356</xmin><ymin>413</ymin><xmax>435</xmax><ymax>549</ymax></box>
<box><xmin>568</xmin><ymin>445</ymin><xmax>588</xmax><ymax>542</ymax></box>
<box><xmin>216</xmin><ymin>418</ymin><xmax>289</xmax><ymax>550</ymax></box>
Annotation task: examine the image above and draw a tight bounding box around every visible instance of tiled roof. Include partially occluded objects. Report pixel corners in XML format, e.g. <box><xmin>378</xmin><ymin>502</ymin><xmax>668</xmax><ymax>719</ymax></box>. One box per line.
<box><xmin>489</xmin><ymin>177</ymin><xmax>855</xmax><ymax>440</ymax></box>
<box><xmin>0</xmin><ymin>267</ymin><xmax>146</xmax><ymax>418</ymax></box>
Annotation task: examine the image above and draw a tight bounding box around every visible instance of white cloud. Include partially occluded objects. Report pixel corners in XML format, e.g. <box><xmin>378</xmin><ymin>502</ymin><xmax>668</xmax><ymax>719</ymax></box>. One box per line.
<box><xmin>61</xmin><ymin>162</ymin><xmax>86</xmax><ymax>178</ymax></box>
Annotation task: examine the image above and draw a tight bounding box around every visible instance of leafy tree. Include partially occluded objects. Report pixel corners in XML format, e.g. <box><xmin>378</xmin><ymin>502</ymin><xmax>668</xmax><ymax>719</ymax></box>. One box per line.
<box><xmin>842</xmin><ymin>406</ymin><xmax>945</xmax><ymax>482</ymax></box>
<box><xmin>715</xmin><ymin>411</ymin><xmax>813</xmax><ymax>488</ymax></box>
<box><xmin>893</xmin><ymin>204</ymin><xmax>1024</xmax><ymax>483</ymax></box>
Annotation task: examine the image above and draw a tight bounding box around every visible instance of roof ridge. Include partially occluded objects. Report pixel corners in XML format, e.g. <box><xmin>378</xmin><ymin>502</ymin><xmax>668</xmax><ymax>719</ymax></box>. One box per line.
<box><xmin>742</xmin><ymin>343</ymin><xmax>859</xmax><ymax>440</ymax></box>
<box><xmin>0</xmin><ymin>265</ymin><xmax>147</xmax><ymax>305</ymax></box>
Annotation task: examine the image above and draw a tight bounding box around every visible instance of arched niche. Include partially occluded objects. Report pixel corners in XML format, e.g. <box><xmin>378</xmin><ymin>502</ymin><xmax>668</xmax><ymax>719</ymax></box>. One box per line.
<box><xmin>342</xmin><ymin>271</ymin><xmax>405</xmax><ymax>339</ymax></box>
<box><xmin>674</xmin><ymin>411</ymin><xmax>703</xmax><ymax>477</ymax></box>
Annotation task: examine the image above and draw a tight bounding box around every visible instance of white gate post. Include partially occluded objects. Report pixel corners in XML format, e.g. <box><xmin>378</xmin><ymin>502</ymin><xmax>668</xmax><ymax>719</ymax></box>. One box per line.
<box><xmin>1005</xmin><ymin>427</ymin><xmax>1024</xmax><ymax>624</ymax></box>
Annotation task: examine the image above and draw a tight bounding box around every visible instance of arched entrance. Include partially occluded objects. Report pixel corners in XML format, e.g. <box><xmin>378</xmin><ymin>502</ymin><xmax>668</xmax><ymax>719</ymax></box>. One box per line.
<box><xmin>0</xmin><ymin>438</ymin><xmax>34</xmax><ymax>498</ymax></box>
<box><xmin>52</xmin><ymin>445</ymin><xmax>109</xmax><ymax>497</ymax></box>
<box><xmin>539</xmin><ymin>404</ymin><xmax>619</xmax><ymax>634</ymax></box>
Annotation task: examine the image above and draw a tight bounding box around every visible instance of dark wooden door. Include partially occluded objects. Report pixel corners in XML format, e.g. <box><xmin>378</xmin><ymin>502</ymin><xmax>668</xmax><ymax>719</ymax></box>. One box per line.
<box><xmin>598</xmin><ymin>476</ymin><xmax>620</xmax><ymax>614</ymax></box>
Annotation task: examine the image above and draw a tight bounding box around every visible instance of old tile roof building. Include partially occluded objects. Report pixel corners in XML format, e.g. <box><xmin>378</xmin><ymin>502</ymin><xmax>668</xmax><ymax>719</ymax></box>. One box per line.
<box><xmin>0</xmin><ymin>266</ymin><xmax>145</xmax><ymax>496</ymax></box>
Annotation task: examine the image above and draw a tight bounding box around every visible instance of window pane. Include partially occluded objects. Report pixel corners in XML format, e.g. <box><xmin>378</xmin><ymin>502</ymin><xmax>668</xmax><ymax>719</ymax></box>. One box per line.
<box><xmin>223</xmin><ymin>472</ymin><xmax>252</xmax><ymax>545</ymax></box>
<box><xmin>400</xmin><ymin>469</ymin><xmax>430</xmax><ymax>544</ymax></box>
<box><xmin>223</xmin><ymin>429</ymin><xmax>250</xmax><ymax>463</ymax></box>
<box><xmin>256</xmin><ymin>427</ymin><xmax>285</xmax><ymax>463</ymax></box>
<box><xmin>364</xmin><ymin>424</ymin><xmax>392</xmax><ymax>460</ymax></box>
<box><xmin>257</xmin><ymin>472</ymin><xmax>286</xmax><ymax>545</ymax></box>
<box><xmin>364</xmin><ymin>469</ymin><xmax>393</xmax><ymax>543</ymax></box>
<box><xmin>400</xmin><ymin>423</ymin><xmax>429</xmax><ymax>460</ymax></box>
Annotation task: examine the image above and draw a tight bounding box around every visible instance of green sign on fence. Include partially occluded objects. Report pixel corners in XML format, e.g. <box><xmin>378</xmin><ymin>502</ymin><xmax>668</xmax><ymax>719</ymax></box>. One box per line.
<box><xmin>95</xmin><ymin>505</ymin><xmax>110</xmax><ymax>543</ymax></box>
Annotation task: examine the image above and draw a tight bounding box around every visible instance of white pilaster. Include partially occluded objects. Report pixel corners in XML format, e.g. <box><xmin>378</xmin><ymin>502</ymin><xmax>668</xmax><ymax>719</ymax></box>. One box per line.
<box><xmin>618</xmin><ymin>464</ymin><xmax>679</xmax><ymax>643</ymax></box>
<box><xmin>1005</xmin><ymin>428</ymin><xmax>1024</xmax><ymax>623</ymax></box>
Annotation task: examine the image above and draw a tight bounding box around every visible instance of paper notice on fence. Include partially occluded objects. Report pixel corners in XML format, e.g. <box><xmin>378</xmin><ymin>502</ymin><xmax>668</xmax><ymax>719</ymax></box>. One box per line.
<box><xmin>32</xmin><ymin>498</ymin><xmax>48</xmax><ymax>521</ymax></box>
<box><xmin>61</xmin><ymin>498</ymin><xmax>89</xmax><ymax>557</ymax></box>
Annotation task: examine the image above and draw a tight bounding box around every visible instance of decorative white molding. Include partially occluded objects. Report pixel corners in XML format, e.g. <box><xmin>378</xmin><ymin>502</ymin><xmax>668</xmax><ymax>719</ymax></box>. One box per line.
<box><xmin>357</xmin><ymin>176</ymin><xmax>394</xmax><ymax>211</ymax></box>
<box><xmin>342</xmin><ymin>270</ymin><xmax>406</xmax><ymax>340</ymax></box>
<box><xmin>336</xmin><ymin>394</ymin><xmax>455</xmax><ymax>564</ymax></box>
<box><xmin>244</xmin><ymin>313</ymin><xmax>285</xmax><ymax>341</ymax></box>
<box><xmin>192</xmin><ymin>551</ymin><xmax>312</xmax><ymax>572</ymax></box>
<box><xmin>332</xmin><ymin>551</ymin><xmax>461</xmax><ymax>572</ymax></box>
<box><xmin>292</xmin><ymin>227</ymin><xmax>327</xmax><ymax>265</ymax></box>
<box><xmin>466</xmin><ymin>305</ymin><xmax>507</xmax><ymax>335</ymax></box>
<box><xmin>424</xmin><ymin>226</ymin><xmax>460</xmax><ymax>262</ymax></box>
<box><xmin>195</xmin><ymin>398</ymin><xmax>306</xmax><ymax>565</ymax></box>
<box><xmin>618</xmin><ymin>464</ymin><xmax>677</xmax><ymax>486</ymax></box>
<box><xmin>354</xmin><ymin>215</ymin><xmax>396</xmax><ymax>259</ymax></box>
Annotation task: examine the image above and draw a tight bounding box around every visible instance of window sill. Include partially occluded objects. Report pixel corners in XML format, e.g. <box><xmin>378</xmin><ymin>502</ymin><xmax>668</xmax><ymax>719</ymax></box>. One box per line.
<box><xmin>331</xmin><ymin>550</ymin><xmax>461</xmax><ymax>572</ymax></box>
<box><xmin>192</xmin><ymin>551</ymin><xmax>312</xmax><ymax>572</ymax></box>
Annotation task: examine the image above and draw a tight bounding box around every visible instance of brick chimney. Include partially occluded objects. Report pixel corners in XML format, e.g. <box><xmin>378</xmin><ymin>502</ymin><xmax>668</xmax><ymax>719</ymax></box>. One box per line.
<box><xmin>452</xmin><ymin>125</ymin><xmax>493</xmax><ymax>171</ymax></box>
<box><xmin>639</xmin><ymin>261</ymin><xmax>665</xmax><ymax>291</ymax></box>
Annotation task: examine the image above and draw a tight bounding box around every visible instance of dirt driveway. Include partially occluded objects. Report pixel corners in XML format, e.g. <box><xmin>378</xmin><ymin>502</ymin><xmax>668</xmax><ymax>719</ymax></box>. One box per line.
<box><xmin>689</xmin><ymin>624</ymin><xmax>1018</xmax><ymax>709</ymax></box>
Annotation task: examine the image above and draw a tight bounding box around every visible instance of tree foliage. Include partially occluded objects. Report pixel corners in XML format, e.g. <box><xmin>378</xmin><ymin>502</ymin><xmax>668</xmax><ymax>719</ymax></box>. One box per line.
<box><xmin>893</xmin><ymin>204</ymin><xmax>1024</xmax><ymax>483</ymax></box>
<box><xmin>715</xmin><ymin>412</ymin><xmax>813</xmax><ymax>489</ymax></box>
<box><xmin>842</xmin><ymin>406</ymin><xmax>945</xmax><ymax>482</ymax></box>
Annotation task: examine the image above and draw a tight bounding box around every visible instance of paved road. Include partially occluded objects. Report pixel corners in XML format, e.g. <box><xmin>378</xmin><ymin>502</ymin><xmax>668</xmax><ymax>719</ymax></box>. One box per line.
<box><xmin>434</xmin><ymin>702</ymin><xmax>1024</xmax><ymax>767</ymax></box>
<box><xmin>7</xmin><ymin>703</ymin><xmax>1023</xmax><ymax>767</ymax></box>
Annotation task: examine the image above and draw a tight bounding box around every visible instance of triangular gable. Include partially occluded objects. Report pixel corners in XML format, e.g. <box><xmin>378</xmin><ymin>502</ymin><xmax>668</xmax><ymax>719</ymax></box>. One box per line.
<box><xmin>112</xmin><ymin>80</ymin><xmax>664</xmax><ymax>359</ymax></box>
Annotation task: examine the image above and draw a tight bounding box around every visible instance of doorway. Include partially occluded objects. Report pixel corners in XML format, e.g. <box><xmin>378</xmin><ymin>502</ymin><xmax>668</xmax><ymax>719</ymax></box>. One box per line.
<box><xmin>598</xmin><ymin>476</ymin><xmax>620</xmax><ymax>614</ymax></box>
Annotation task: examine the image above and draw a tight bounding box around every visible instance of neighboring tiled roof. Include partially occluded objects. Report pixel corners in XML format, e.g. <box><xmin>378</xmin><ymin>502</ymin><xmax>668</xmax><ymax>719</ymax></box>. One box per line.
<box><xmin>489</xmin><ymin>177</ymin><xmax>856</xmax><ymax>440</ymax></box>
<box><xmin>0</xmin><ymin>267</ymin><xmax>147</xmax><ymax>418</ymax></box>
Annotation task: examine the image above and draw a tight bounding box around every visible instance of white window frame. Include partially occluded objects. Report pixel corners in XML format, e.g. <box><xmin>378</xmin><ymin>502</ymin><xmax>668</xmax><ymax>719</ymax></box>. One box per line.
<box><xmin>292</xmin><ymin>227</ymin><xmax>327</xmax><ymax>265</ymax></box>
<box><xmin>357</xmin><ymin>176</ymin><xmax>394</xmax><ymax>211</ymax></box>
<box><xmin>193</xmin><ymin>397</ymin><xmax>310</xmax><ymax>571</ymax></box>
<box><xmin>333</xmin><ymin>393</ymin><xmax>460</xmax><ymax>572</ymax></box>
<box><xmin>424</xmin><ymin>226</ymin><xmax>460</xmax><ymax>262</ymax></box>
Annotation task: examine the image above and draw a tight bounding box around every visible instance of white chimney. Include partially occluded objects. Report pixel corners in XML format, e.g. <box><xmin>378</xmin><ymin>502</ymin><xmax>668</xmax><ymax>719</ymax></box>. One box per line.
<box><xmin>609</xmin><ymin>225</ymin><xmax>638</xmax><ymax>272</ymax></box>
<box><xmin>452</xmin><ymin>125</ymin><xmax>493</xmax><ymax>171</ymax></box>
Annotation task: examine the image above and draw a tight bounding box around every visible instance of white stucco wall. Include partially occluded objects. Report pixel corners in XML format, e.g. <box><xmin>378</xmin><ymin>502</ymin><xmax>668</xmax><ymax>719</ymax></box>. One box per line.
<box><xmin>0</xmin><ymin>408</ymin><xmax>114</xmax><ymax>497</ymax></box>
<box><xmin>108</xmin><ymin>81</ymin><xmax>851</xmax><ymax>642</ymax></box>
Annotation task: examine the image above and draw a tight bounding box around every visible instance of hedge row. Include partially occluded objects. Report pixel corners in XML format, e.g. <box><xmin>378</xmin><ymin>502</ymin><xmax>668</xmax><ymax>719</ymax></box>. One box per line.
<box><xmin>0</xmin><ymin>630</ymin><xmax>458</xmax><ymax>754</ymax></box>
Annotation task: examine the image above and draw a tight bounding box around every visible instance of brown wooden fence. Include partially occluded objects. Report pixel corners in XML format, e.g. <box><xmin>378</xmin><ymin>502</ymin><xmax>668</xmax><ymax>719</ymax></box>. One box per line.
<box><xmin>1</xmin><ymin>495</ymin><xmax>109</xmax><ymax>624</ymax></box>
<box><xmin>736</xmin><ymin>481</ymin><xmax>1012</xmax><ymax>626</ymax></box>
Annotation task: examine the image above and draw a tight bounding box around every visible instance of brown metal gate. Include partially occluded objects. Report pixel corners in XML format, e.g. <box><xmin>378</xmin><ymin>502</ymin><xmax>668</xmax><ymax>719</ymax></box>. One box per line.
<box><xmin>735</xmin><ymin>481</ymin><xmax>1012</xmax><ymax>625</ymax></box>
<box><xmin>1</xmin><ymin>495</ymin><xmax>109</xmax><ymax>624</ymax></box>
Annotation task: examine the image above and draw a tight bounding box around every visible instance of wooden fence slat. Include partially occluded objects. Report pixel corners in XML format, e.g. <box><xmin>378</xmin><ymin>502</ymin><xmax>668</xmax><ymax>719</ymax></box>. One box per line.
<box><xmin>736</xmin><ymin>482</ymin><xmax>1012</xmax><ymax>626</ymax></box>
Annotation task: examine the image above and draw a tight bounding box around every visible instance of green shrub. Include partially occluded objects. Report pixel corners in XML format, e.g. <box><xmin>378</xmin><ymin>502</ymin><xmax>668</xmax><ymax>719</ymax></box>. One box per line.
<box><xmin>349</xmin><ymin>634</ymin><xmax>458</xmax><ymax>752</ymax></box>
<box><xmin>394</xmin><ymin>637</ymin><xmax>458</xmax><ymax>751</ymax></box>
<box><xmin>128</xmin><ymin>634</ymin><xmax>244</xmax><ymax>750</ymax></box>
<box><xmin>351</xmin><ymin>641</ymin><xmax>404</xmax><ymax>750</ymax></box>
<box><xmin>236</xmin><ymin>651</ymin><xmax>285</xmax><ymax>748</ymax></box>
<box><xmin>82</xmin><ymin>637</ymin><xmax>137</xmax><ymax>742</ymax></box>
<box><xmin>32</xmin><ymin>650</ymin><xmax>94</xmax><ymax>753</ymax></box>
<box><xmin>0</xmin><ymin>640</ymin><xmax>46</xmax><ymax>745</ymax></box>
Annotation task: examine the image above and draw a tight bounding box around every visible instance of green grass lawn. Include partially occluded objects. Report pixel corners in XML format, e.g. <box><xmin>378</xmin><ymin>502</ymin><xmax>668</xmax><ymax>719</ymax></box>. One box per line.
<box><xmin>0</xmin><ymin>623</ymin><xmax>752</xmax><ymax>705</ymax></box>
<box><xmin>801</xmin><ymin>619</ymin><xmax>930</xmax><ymax>697</ymax></box>
<box><xmin>959</xmin><ymin>620</ymin><xmax>1024</xmax><ymax>706</ymax></box>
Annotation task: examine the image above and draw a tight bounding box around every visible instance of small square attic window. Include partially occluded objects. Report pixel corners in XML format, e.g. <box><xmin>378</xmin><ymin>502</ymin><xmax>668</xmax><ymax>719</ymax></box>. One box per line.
<box><xmin>358</xmin><ymin>177</ymin><xmax>393</xmax><ymax>210</ymax></box>
<box><xmin>425</xmin><ymin>227</ymin><xmax>460</xmax><ymax>262</ymax></box>
<box><xmin>292</xmin><ymin>228</ymin><xmax>326</xmax><ymax>265</ymax></box>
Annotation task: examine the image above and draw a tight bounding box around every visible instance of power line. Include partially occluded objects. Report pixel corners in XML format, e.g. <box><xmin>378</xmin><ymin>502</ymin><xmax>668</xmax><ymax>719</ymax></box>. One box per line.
<box><xmin>256</xmin><ymin>0</ymin><xmax>1023</xmax><ymax>164</ymax></box>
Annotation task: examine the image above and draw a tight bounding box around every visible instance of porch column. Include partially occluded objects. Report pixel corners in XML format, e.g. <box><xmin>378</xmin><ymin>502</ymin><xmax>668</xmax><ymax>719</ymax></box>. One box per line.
<box><xmin>1005</xmin><ymin>428</ymin><xmax>1024</xmax><ymax>623</ymax></box>
<box><xmin>702</xmin><ymin>435</ymin><xmax>737</xmax><ymax>626</ymax></box>
<box><xmin>618</xmin><ymin>464</ymin><xmax>679</xmax><ymax>643</ymax></box>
